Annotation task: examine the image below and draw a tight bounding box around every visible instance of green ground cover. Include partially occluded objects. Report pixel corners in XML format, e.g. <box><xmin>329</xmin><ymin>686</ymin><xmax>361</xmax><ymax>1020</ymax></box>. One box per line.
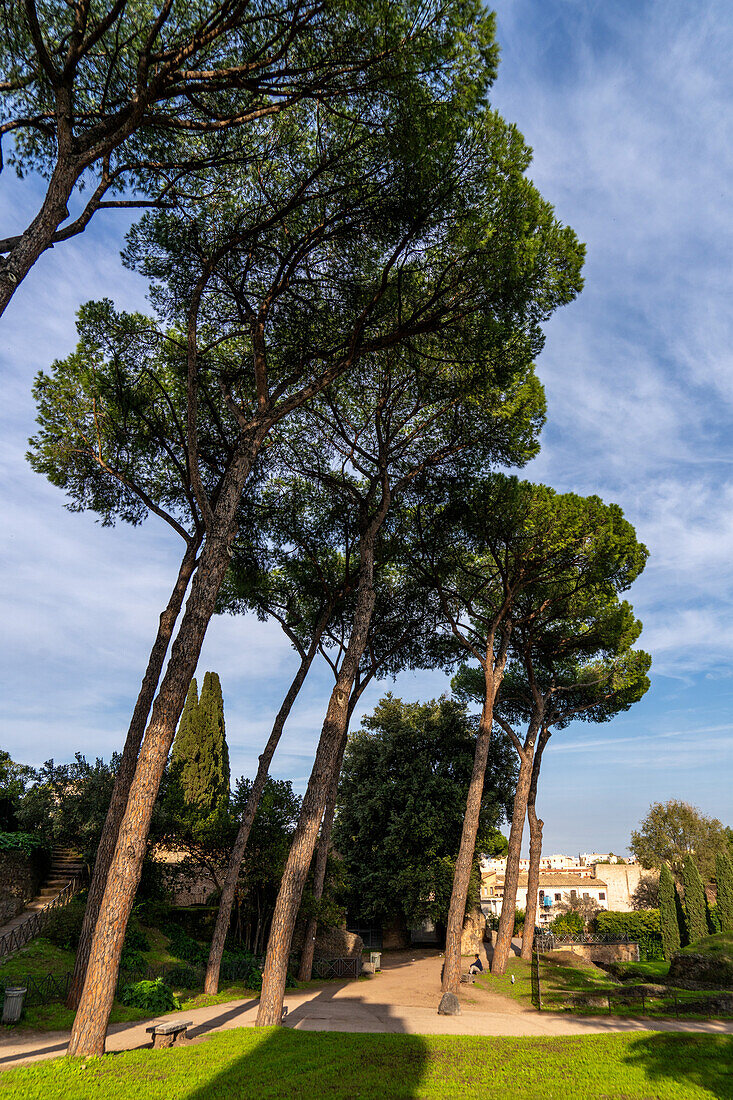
<box><xmin>2</xmin><ymin>1030</ymin><xmax>731</xmax><ymax>1099</ymax></box>
<box><xmin>476</xmin><ymin>952</ymin><xmax>732</xmax><ymax>1019</ymax></box>
<box><xmin>681</xmin><ymin>932</ymin><xmax>733</xmax><ymax>955</ymax></box>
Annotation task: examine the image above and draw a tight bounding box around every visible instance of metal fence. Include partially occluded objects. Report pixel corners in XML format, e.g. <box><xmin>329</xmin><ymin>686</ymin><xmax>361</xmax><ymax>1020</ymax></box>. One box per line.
<box><xmin>534</xmin><ymin>932</ymin><xmax>634</xmax><ymax>952</ymax></box>
<box><xmin>0</xmin><ymin>873</ymin><xmax>86</xmax><ymax>961</ymax></box>
<box><xmin>347</xmin><ymin>926</ymin><xmax>382</xmax><ymax>950</ymax></box>
<box><xmin>530</xmin><ymin>950</ymin><xmax>541</xmax><ymax>1010</ymax></box>
<box><xmin>312</xmin><ymin>956</ymin><xmax>361</xmax><ymax>980</ymax></box>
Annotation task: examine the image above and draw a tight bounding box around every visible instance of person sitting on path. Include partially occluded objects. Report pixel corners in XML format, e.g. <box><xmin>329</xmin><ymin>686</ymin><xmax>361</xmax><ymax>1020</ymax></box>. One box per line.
<box><xmin>468</xmin><ymin>954</ymin><xmax>483</xmax><ymax>975</ymax></box>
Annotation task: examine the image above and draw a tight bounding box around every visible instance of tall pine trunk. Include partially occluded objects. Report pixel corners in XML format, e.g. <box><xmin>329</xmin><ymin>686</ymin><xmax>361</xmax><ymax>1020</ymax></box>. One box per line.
<box><xmin>520</xmin><ymin>726</ymin><xmax>550</xmax><ymax>961</ymax></box>
<box><xmin>203</xmin><ymin>610</ymin><xmax>330</xmax><ymax>995</ymax></box>
<box><xmin>66</xmin><ymin>541</ymin><xmax>199</xmax><ymax>1009</ymax></box>
<box><xmin>68</xmin><ymin>443</ymin><xmax>258</xmax><ymax>1056</ymax></box>
<box><xmin>255</xmin><ymin>531</ymin><xmax>381</xmax><ymax>1027</ymax></box>
<box><xmin>491</xmin><ymin>715</ymin><xmax>540</xmax><ymax>976</ymax></box>
<box><xmin>297</xmin><ymin>737</ymin><xmax>345</xmax><ymax>983</ymax></box>
<box><xmin>441</xmin><ymin>658</ymin><xmax>504</xmax><ymax>993</ymax></box>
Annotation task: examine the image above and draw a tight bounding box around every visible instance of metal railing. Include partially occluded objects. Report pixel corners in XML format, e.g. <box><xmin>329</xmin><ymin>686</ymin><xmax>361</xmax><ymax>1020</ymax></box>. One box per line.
<box><xmin>0</xmin><ymin>871</ymin><xmax>86</xmax><ymax>961</ymax></box>
<box><xmin>312</xmin><ymin>956</ymin><xmax>362</xmax><ymax>980</ymax></box>
<box><xmin>534</xmin><ymin>932</ymin><xmax>634</xmax><ymax>952</ymax></box>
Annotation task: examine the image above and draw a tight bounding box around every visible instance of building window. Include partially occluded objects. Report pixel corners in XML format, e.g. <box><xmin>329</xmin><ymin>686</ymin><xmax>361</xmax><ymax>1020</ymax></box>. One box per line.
<box><xmin>539</xmin><ymin>890</ymin><xmax>545</xmax><ymax>900</ymax></box>
<box><xmin>583</xmin><ymin>892</ymin><xmax>590</xmax><ymax>900</ymax></box>
<box><xmin>599</xmin><ymin>892</ymin><xmax>605</xmax><ymax>901</ymax></box>
<box><xmin>570</xmin><ymin>890</ymin><xmax>577</xmax><ymax>901</ymax></box>
<box><xmin>554</xmin><ymin>893</ymin><xmax>561</xmax><ymax>901</ymax></box>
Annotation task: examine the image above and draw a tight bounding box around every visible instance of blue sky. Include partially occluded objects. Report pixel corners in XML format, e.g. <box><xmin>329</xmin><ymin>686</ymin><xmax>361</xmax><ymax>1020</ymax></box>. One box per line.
<box><xmin>1</xmin><ymin>0</ymin><xmax>732</xmax><ymax>857</ymax></box>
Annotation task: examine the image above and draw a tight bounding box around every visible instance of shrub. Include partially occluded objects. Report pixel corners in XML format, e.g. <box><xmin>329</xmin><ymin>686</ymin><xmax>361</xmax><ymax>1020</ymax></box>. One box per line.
<box><xmin>43</xmin><ymin>899</ymin><xmax>86</xmax><ymax>950</ymax></box>
<box><xmin>119</xmin><ymin>948</ymin><xmax>147</xmax><ymax>973</ymax></box>
<box><xmin>166</xmin><ymin>925</ymin><xmax>207</xmax><ymax>964</ymax></box>
<box><xmin>550</xmin><ymin>910</ymin><xmax>584</xmax><ymax>936</ymax></box>
<box><xmin>119</xmin><ymin>978</ymin><xmax>180</xmax><ymax>1013</ymax></box>
<box><xmin>594</xmin><ymin>908</ymin><xmax>664</xmax><ymax>961</ymax></box>
<box><xmin>166</xmin><ymin>964</ymin><xmax>201</xmax><ymax>989</ymax></box>
<box><xmin>513</xmin><ymin>908</ymin><xmax>525</xmax><ymax>934</ymax></box>
<box><xmin>124</xmin><ymin>919</ymin><xmax>150</xmax><ymax>954</ymax></box>
<box><xmin>0</xmin><ymin>832</ymin><xmax>48</xmax><ymax>854</ymax></box>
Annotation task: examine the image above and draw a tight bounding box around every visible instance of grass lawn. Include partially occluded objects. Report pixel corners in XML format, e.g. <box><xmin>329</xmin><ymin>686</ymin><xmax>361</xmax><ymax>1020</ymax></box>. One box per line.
<box><xmin>0</xmin><ymin>939</ymin><xmax>75</xmax><ymax>983</ymax></box>
<box><xmin>681</xmin><ymin>932</ymin><xmax>733</xmax><ymax>956</ymax></box>
<box><xmin>1</xmin><ymin>1030</ymin><xmax>732</xmax><ymax>1099</ymax></box>
<box><xmin>476</xmin><ymin>952</ymin><xmax>732</xmax><ymax>1019</ymax></box>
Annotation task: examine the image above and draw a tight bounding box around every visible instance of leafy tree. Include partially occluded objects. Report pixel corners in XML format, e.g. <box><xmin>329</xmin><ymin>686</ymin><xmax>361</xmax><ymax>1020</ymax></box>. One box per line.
<box><xmin>229</xmin><ymin>778</ymin><xmax>301</xmax><ymax>955</ymax></box>
<box><xmin>682</xmin><ymin>856</ymin><xmax>708</xmax><ymax>946</ymax></box>
<box><xmin>716</xmin><ymin>852</ymin><xmax>733</xmax><ymax>933</ymax></box>
<box><xmin>0</xmin><ymin>750</ymin><xmax>32</xmax><ymax>830</ymax></box>
<box><xmin>0</xmin><ymin>0</ymin><xmax>487</xmax><ymax>314</ymax></box>
<box><xmin>659</xmin><ymin>863</ymin><xmax>681</xmax><ymax>960</ymax></box>
<box><xmin>334</xmin><ymin>696</ymin><xmax>515</xmax><ymax>930</ymax></box>
<box><xmin>16</xmin><ymin>755</ymin><xmax>117</xmax><ymax>863</ymax></box>
<box><xmin>632</xmin><ymin>873</ymin><xmax>660</xmax><ymax>911</ymax></box>
<box><xmin>630</xmin><ymin>801</ymin><xmax>729</xmax><ymax>883</ymax></box>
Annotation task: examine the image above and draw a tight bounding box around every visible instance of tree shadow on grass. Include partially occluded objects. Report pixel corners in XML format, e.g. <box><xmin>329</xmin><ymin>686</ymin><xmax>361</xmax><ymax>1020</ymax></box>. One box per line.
<box><xmin>622</xmin><ymin>1033</ymin><xmax>733</xmax><ymax>1098</ymax></box>
<box><xmin>182</xmin><ymin>988</ymin><xmax>429</xmax><ymax>1100</ymax></box>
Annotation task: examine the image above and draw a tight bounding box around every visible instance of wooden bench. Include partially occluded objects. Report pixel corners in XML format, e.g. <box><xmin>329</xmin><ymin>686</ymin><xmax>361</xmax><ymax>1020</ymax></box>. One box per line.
<box><xmin>146</xmin><ymin>1020</ymin><xmax>192</xmax><ymax>1049</ymax></box>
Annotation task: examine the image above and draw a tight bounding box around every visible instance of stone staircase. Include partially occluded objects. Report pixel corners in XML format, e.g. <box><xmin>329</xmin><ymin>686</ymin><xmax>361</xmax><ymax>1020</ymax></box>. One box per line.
<box><xmin>0</xmin><ymin>846</ymin><xmax>85</xmax><ymax>953</ymax></box>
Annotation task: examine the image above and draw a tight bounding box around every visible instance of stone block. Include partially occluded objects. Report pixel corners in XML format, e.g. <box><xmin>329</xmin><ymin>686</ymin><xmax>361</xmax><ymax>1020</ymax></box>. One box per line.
<box><xmin>437</xmin><ymin>991</ymin><xmax>461</xmax><ymax>1016</ymax></box>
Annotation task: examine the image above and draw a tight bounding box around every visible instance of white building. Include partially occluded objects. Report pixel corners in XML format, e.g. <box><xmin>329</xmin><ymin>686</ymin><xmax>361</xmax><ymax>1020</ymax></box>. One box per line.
<box><xmin>480</xmin><ymin>861</ymin><xmax>650</xmax><ymax>923</ymax></box>
<box><xmin>481</xmin><ymin>853</ymin><xmax>580</xmax><ymax>874</ymax></box>
<box><xmin>481</xmin><ymin>870</ymin><xmax>610</xmax><ymax>925</ymax></box>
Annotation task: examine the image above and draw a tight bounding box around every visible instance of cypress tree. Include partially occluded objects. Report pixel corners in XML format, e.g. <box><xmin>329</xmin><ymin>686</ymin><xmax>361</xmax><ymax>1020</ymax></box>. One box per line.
<box><xmin>170</xmin><ymin>673</ymin><xmax>230</xmax><ymax>813</ymax></box>
<box><xmin>659</xmin><ymin>863</ymin><xmax>681</xmax><ymax>960</ymax></box>
<box><xmin>170</xmin><ymin>678</ymin><xmax>200</xmax><ymax>785</ymax></box>
<box><xmin>716</xmin><ymin>851</ymin><xmax>733</xmax><ymax>932</ymax></box>
<box><xmin>682</xmin><ymin>856</ymin><xmax>707</xmax><ymax>946</ymax></box>
<box><xmin>198</xmin><ymin>671</ymin><xmax>230</xmax><ymax>811</ymax></box>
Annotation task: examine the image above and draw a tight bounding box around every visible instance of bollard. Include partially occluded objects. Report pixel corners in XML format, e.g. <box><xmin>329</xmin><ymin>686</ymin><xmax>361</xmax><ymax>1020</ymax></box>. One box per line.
<box><xmin>2</xmin><ymin>987</ymin><xmax>27</xmax><ymax>1024</ymax></box>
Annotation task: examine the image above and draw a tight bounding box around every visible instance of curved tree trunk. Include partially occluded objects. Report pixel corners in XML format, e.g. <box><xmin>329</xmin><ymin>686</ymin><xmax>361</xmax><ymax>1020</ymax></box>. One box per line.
<box><xmin>491</xmin><ymin>715</ymin><xmax>540</xmax><ymax>976</ymax></box>
<box><xmin>441</xmin><ymin>662</ymin><xmax>503</xmax><ymax>993</ymax></box>
<box><xmin>68</xmin><ymin>442</ymin><xmax>257</xmax><ymax>1056</ymax></box>
<box><xmin>520</xmin><ymin>726</ymin><xmax>550</xmax><ymax>961</ymax></box>
<box><xmin>203</xmin><ymin>608</ymin><xmax>331</xmax><ymax>995</ymax></box>
<box><xmin>66</xmin><ymin>540</ymin><xmax>199</xmax><ymax>1009</ymax></box>
<box><xmin>0</xmin><ymin>161</ymin><xmax>78</xmax><ymax>318</ymax></box>
<box><xmin>255</xmin><ymin>533</ymin><xmax>380</xmax><ymax>1027</ymax></box>
<box><xmin>297</xmin><ymin>740</ymin><xmax>344</xmax><ymax>983</ymax></box>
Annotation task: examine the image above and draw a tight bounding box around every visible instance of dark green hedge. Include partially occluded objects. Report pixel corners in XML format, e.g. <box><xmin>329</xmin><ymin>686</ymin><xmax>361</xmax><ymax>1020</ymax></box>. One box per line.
<box><xmin>0</xmin><ymin>831</ymin><xmax>48</xmax><ymax>854</ymax></box>
<box><xmin>594</xmin><ymin>910</ymin><xmax>664</xmax><ymax>961</ymax></box>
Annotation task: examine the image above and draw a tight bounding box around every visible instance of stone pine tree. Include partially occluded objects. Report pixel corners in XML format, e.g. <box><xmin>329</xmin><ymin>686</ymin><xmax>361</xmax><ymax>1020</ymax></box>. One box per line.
<box><xmin>67</xmin><ymin>10</ymin><xmax>555</xmax><ymax>1054</ymax></box>
<box><xmin>682</xmin><ymin>856</ymin><xmax>708</xmax><ymax>946</ymax></box>
<box><xmin>716</xmin><ymin>852</ymin><xmax>733</xmax><ymax>932</ymax></box>
<box><xmin>659</xmin><ymin>863</ymin><xmax>681</xmax><ymax>959</ymax></box>
<box><xmin>171</xmin><ymin>674</ymin><xmax>230</xmax><ymax>814</ymax></box>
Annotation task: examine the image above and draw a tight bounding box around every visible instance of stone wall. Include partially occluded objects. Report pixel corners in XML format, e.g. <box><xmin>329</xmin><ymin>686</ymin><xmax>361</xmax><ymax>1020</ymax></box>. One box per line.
<box><xmin>0</xmin><ymin>849</ymin><xmax>47</xmax><ymax>925</ymax></box>
<box><xmin>598</xmin><ymin>864</ymin><xmax>651</xmax><ymax>911</ymax></box>
<box><xmin>292</xmin><ymin>924</ymin><xmax>364</xmax><ymax>958</ymax></box>
<box><xmin>548</xmin><ymin>942</ymin><xmax>640</xmax><ymax>965</ymax></box>
<box><xmin>460</xmin><ymin>907</ymin><xmax>486</xmax><ymax>955</ymax></box>
<box><xmin>668</xmin><ymin>951</ymin><xmax>733</xmax><ymax>990</ymax></box>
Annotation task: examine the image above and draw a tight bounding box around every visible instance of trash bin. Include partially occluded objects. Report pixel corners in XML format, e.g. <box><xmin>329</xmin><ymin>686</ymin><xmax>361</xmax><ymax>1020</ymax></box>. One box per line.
<box><xmin>2</xmin><ymin>987</ymin><xmax>27</xmax><ymax>1024</ymax></box>
<box><xmin>370</xmin><ymin>952</ymin><xmax>382</xmax><ymax>972</ymax></box>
